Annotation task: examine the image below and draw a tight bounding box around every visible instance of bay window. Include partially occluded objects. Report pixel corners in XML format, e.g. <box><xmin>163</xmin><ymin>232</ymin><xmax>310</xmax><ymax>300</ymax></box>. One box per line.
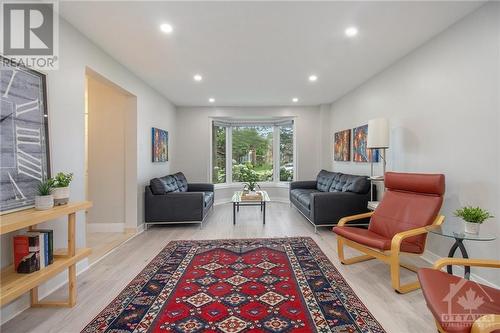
<box><xmin>211</xmin><ymin>119</ymin><xmax>295</xmax><ymax>184</ymax></box>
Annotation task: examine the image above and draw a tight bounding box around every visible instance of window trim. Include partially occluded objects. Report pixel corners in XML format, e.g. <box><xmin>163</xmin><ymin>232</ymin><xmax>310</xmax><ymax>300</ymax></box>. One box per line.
<box><xmin>210</xmin><ymin>117</ymin><xmax>296</xmax><ymax>185</ymax></box>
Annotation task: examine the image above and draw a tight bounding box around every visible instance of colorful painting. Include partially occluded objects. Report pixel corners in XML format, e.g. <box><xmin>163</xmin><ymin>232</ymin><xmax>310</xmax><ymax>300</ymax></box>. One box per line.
<box><xmin>353</xmin><ymin>124</ymin><xmax>379</xmax><ymax>163</ymax></box>
<box><xmin>334</xmin><ymin>129</ymin><xmax>351</xmax><ymax>161</ymax></box>
<box><xmin>152</xmin><ymin>127</ymin><xmax>168</xmax><ymax>162</ymax></box>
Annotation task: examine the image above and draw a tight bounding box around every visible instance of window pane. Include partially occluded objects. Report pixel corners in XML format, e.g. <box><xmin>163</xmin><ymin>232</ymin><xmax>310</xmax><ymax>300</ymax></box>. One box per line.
<box><xmin>212</xmin><ymin>124</ymin><xmax>226</xmax><ymax>183</ymax></box>
<box><xmin>232</xmin><ymin>126</ymin><xmax>273</xmax><ymax>182</ymax></box>
<box><xmin>280</xmin><ymin>124</ymin><xmax>294</xmax><ymax>181</ymax></box>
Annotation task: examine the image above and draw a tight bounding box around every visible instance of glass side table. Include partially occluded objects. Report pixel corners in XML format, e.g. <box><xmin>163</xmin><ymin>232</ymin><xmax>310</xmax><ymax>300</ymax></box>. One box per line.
<box><xmin>428</xmin><ymin>223</ymin><xmax>496</xmax><ymax>279</ymax></box>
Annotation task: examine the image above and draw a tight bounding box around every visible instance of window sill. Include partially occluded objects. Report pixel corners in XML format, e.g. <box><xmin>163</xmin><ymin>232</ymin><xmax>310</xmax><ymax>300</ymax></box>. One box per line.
<box><xmin>214</xmin><ymin>182</ymin><xmax>291</xmax><ymax>190</ymax></box>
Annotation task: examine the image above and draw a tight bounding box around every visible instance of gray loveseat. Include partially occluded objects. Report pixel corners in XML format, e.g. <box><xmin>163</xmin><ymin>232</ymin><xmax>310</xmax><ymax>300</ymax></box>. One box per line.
<box><xmin>290</xmin><ymin>170</ymin><xmax>372</xmax><ymax>231</ymax></box>
<box><xmin>145</xmin><ymin>172</ymin><xmax>214</xmax><ymax>228</ymax></box>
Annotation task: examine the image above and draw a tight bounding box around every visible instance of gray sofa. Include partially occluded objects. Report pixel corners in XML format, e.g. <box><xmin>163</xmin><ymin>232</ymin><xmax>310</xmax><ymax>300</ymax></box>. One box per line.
<box><xmin>290</xmin><ymin>170</ymin><xmax>372</xmax><ymax>231</ymax></box>
<box><xmin>145</xmin><ymin>172</ymin><xmax>214</xmax><ymax>228</ymax></box>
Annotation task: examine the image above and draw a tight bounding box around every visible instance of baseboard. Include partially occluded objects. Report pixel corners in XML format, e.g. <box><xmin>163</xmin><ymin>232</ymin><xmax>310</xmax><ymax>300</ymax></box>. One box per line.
<box><xmin>87</xmin><ymin>222</ymin><xmax>125</xmax><ymax>233</ymax></box>
<box><xmin>88</xmin><ymin>227</ymin><xmax>144</xmax><ymax>268</ymax></box>
<box><xmin>421</xmin><ymin>250</ymin><xmax>499</xmax><ymax>289</ymax></box>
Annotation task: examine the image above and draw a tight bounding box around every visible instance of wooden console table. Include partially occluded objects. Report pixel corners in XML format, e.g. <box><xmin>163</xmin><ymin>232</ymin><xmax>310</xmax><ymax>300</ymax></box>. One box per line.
<box><xmin>0</xmin><ymin>201</ymin><xmax>92</xmax><ymax>308</ymax></box>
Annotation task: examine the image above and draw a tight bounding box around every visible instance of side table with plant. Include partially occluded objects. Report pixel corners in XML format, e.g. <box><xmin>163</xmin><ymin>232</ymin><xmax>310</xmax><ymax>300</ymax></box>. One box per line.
<box><xmin>454</xmin><ymin>206</ymin><xmax>494</xmax><ymax>234</ymax></box>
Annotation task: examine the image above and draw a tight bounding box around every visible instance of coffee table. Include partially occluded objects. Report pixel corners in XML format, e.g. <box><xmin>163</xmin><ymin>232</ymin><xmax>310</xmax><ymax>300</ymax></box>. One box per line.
<box><xmin>428</xmin><ymin>223</ymin><xmax>496</xmax><ymax>279</ymax></box>
<box><xmin>232</xmin><ymin>191</ymin><xmax>270</xmax><ymax>225</ymax></box>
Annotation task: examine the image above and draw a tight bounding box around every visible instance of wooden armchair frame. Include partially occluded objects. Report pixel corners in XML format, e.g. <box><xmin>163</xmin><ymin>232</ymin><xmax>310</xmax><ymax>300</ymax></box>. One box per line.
<box><xmin>336</xmin><ymin>211</ymin><xmax>445</xmax><ymax>294</ymax></box>
<box><xmin>431</xmin><ymin>258</ymin><xmax>500</xmax><ymax>333</ymax></box>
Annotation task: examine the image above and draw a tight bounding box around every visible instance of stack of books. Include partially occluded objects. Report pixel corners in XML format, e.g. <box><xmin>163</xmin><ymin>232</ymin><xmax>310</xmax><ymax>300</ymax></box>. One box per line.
<box><xmin>13</xmin><ymin>230</ymin><xmax>54</xmax><ymax>274</ymax></box>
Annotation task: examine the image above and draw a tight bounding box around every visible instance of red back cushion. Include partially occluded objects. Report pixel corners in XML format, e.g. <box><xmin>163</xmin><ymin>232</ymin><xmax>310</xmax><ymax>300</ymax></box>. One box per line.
<box><xmin>368</xmin><ymin>172</ymin><xmax>445</xmax><ymax>253</ymax></box>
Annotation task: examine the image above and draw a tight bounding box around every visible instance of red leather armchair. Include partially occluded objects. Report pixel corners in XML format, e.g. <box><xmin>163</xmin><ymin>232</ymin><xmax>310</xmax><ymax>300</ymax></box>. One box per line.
<box><xmin>418</xmin><ymin>258</ymin><xmax>500</xmax><ymax>333</ymax></box>
<box><xmin>333</xmin><ymin>172</ymin><xmax>446</xmax><ymax>293</ymax></box>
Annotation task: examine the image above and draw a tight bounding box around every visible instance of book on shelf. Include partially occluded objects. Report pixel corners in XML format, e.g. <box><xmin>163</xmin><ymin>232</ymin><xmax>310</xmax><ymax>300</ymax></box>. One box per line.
<box><xmin>31</xmin><ymin>229</ymin><xmax>53</xmax><ymax>265</ymax></box>
<box><xmin>13</xmin><ymin>235</ymin><xmax>40</xmax><ymax>273</ymax></box>
<box><xmin>26</xmin><ymin>232</ymin><xmax>45</xmax><ymax>269</ymax></box>
<box><xmin>13</xmin><ymin>229</ymin><xmax>54</xmax><ymax>274</ymax></box>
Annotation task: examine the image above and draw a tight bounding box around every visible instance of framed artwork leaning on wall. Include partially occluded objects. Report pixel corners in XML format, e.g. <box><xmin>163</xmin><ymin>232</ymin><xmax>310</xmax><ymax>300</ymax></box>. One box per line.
<box><xmin>0</xmin><ymin>56</ymin><xmax>51</xmax><ymax>214</ymax></box>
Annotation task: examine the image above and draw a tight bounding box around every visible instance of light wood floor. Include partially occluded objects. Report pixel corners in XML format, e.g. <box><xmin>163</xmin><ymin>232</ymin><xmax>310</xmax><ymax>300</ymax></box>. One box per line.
<box><xmin>1</xmin><ymin>202</ymin><xmax>436</xmax><ymax>333</ymax></box>
<box><xmin>86</xmin><ymin>231</ymin><xmax>136</xmax><ymax>264</ymax></box>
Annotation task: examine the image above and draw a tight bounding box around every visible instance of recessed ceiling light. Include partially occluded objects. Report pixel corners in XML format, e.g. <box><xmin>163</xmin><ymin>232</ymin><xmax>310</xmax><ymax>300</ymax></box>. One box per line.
<box><xmin>345</xmin><ymin>26</ymin><xmax>358</xmax><ymax>37</ymax></box>
<box><xmin>160</xmin><ymin>23</ymin><xmax>173</xmax><ymax>34</ymax></box>
<box><xmin>292</xmin><ymin>98</ymin><xmax>299</xmax><ymax>103</ymax></box>
<box><xmin>308</xmin><ymin>75</ymin><xmax>318</xmax><ymax>82</ymax></box>
<box><xmin>208</xmin><ymin>98</ymin><xmax>215</xmax><ymax>103</ymax></box>
<box><xmin>194</xmin><ymin>74</ymin><xmax>203</xmax><ymax>82</ymax></box>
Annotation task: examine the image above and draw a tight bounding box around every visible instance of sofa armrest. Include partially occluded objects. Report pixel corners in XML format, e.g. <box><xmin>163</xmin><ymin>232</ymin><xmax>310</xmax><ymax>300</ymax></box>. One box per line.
<box><xmin>145</xmin><ymin>186</ymin><xmax>204</xmax><ymax>222</ymax></box>
<box><xmin>311</xmin><ymin>191</ymin><xmax>370</xmax><ymax>225</ymax></box>
<box><xmin>188</xmin><ymin>183</ymin><xmax>214</xmax><ymax>192</ymax></box>
<box><xmin>290</xmin><ymin>180</ymin><xmax>317</xmax><ymax>190</ymax></box>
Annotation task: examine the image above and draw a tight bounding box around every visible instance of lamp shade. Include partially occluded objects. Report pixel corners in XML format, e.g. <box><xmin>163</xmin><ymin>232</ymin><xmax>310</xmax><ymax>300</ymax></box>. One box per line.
<box><xmin>367</xmin><ymin>118</ymin><xmax>389</xmax><ymax>149</ymax></box>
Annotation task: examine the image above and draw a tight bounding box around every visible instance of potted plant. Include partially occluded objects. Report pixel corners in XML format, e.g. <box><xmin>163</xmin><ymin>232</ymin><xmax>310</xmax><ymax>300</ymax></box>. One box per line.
<box><xmin>50</xmin><ymin>172</ymin><xmax>73</xmax><ymax>206</ymax></box>
<box><xmin>454</xmin><ymin>206</ymin><xmax>494</xmax><ymax>234</ymax></box>
<box><xmin>35</xmin><ymin>180</ymin><xmax>54</xmax><ymax>210</ymax></box>
<box><xmin>240</xmin><ymin>164</ymin><xmax>260</xmax><ymax>194</ymax></box>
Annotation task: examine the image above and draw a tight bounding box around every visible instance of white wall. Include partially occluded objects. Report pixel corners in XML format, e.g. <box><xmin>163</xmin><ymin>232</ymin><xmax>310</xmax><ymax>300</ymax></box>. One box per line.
<box><xmin>174</xmin><ymin>106</ymin><xmax>322</xmax><ymax>201</ymax></box>
<box><xmin>87</xmin><ymin>76</ymin><xmax>127</xmax><ymax>225</ymax></box>
<box><xmin>1</xmin><ymin>17</ymin><xmax>176</xmax><ymax>324</ymax></box>
<box><xmin>325</xmin><ymin>3</ymin><xmax>499</xmax><ymax>285</ymax></box>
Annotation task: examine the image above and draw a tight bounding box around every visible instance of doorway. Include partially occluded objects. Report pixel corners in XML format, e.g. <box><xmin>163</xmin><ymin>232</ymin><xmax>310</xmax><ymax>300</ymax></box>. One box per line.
<box><xmin>84</xmin><ymin>69</ymin><xmax>137</xmax><ymax>264</ymax></box>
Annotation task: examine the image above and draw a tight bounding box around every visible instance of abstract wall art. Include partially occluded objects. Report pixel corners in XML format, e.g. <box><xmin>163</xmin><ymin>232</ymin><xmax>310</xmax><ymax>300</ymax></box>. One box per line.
<box><xmin>152</xmin><ymin>127</ymin><xmax>168</xmax><ymax>162</ymax></box>
<box><xmin>334</xmin><ymin>129</ymin><xmax>351</xmax><ymax>161</ymax></box>
<box><xmin>353</xmin><ymin>124</ymin><xmax>379</xmax><ymax>163</ymax></box>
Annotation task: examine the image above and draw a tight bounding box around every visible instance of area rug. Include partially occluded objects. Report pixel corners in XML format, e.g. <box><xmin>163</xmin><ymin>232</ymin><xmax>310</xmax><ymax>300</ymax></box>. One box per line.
<box><xmin>82</xmin><ymin>237</ymin><xmax>385</xmax><ymax>333</ymax></box>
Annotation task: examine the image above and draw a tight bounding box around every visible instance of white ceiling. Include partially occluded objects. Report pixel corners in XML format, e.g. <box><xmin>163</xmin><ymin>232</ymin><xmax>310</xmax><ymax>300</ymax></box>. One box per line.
<box><xmin>60</xmin><ymin>1</ymin><xmax>483</xmax><ymax>107</ymax></box>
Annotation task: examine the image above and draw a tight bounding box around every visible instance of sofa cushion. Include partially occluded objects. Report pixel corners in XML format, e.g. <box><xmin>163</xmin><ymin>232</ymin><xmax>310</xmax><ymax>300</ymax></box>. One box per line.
<box><xmin>159</xmin><ymin>175</ymin><xmax>180</xmax><ymax>193</ymax></box>
<box><xmin>316</xmin><ymin>170</ymin><xmax>336</xmax><ymax>192</ymax></box>
<box><xmin>150</xmin><ymin>178</ymin><xmax>166</xmax><ymax>195</ymax></box>
<box><xmin>332</xmin><ymin>174</ymin><xmax>370</xmax><ymax>194</ymax></box>
<box><xmin>203</xmin><ymin>192</ymin><xmax>214</xmax><ymax>207</ymax></box>
<box><xmin>173</xmin><ymin>172</ymin><xmax>188</xmax><ymax>192</ymax></box>
<box><xmin>291</xmin><ymin>189</ymin><xmax>319</xmax><ymax>209</ymax></box>
<box><xmin>329</xmin><ymin>174</ymin><xmax>370</xmax><ymax>194</ymax></box>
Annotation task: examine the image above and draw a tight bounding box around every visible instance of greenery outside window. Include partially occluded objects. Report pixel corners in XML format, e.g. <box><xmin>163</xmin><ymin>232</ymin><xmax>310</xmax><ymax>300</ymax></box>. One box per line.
<box><xmin>212</xmin><ymin>124</ymin><xmax>226</xmax><ymax>183</ymax></box>
<box><xmin>211</xmin><ymin>119</ymin><xmax>295</xmax><ymax>184</ymax></box>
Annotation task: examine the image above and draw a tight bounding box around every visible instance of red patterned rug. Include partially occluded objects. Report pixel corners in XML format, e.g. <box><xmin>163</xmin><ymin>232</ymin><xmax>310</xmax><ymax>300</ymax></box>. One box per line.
<box><xmin>82</xmin><ymin>237</ymin><xmax>385</xmax><ymax>333</ymax></box>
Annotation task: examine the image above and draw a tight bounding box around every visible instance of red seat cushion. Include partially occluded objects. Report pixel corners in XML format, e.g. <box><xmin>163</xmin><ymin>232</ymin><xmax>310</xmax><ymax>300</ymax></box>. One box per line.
<box><xmin>418</xmin><ymin>268</ymin><xmax>500</xmax><ymax>333</ymax></box>
<box><xmin>333</xmin><ymin>226</ymin><xmax>423</xmax><ymax>253</ymax></box>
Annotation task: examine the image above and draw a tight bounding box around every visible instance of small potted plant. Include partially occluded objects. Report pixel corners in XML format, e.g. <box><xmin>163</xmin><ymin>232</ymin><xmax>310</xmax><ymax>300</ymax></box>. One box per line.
<box><xmin>454</xmin><ymin>206</ymin><xmax>494</xmax><ymax>234</ymax></box>
<box><xmin>240</xmin><ymin>163</ymin><xmax>260</xmax><ymax>194</ymax></box>
<box><xmin>35</xmin><ymin>180</ymin><xmax>54</xmax><ymax>210</ymax></box>
<box><xmin>50</xmin><ymin>172</ymin><xmax>73</xmax><ymax>206</ymax></box>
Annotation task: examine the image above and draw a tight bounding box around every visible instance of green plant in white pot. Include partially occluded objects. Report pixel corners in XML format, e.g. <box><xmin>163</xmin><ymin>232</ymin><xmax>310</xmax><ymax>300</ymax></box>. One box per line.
<box><xmin>50</xmin><ymin>172</ymin><xmax>73</xmax><ymax>206</ymax></box>
<box><xmin>35</xmin><ymin>180</ymin><xmax>54</xmax><ymax>210</ymax></box>
<box><xmin>454</xmin><ymin>206</ymin><xmax>494</xmax><ymax>234</ymax></box>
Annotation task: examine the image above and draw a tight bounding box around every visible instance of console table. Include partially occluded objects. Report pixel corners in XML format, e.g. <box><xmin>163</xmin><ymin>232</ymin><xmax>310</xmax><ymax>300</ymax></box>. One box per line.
<box><xmin>0</xmin><ymin>201</ymin><xmax>92</xmax><ymax>307</ymax></box>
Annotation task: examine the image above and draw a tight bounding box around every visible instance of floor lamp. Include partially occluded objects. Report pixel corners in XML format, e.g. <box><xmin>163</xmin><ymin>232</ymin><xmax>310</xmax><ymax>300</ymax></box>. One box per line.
<box><xmin>367</xmin><ymin>118</ymin><xmax>389</xmax><ymax>175</ymax></box>
<box><xmin>367</xmin><ymin>118</ymin><xmax>389</xmax><ymax>203</ymax></box>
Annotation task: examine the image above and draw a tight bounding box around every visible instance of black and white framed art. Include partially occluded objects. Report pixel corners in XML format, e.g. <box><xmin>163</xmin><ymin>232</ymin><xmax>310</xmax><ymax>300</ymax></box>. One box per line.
<box><xmin>1</xmin><ymin>56</ymin><xmax>51</xmax><ymax>214</ymax></box>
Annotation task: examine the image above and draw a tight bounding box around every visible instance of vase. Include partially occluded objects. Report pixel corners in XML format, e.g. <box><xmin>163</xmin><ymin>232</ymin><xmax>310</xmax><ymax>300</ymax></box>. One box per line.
<box><xmin>35</xmin><ymin>195</ymin><xmax>54</xmax><ymax>210</ymax></box>
<box><xmin>464</xmin><ymin>221</ymin><xmax>480</xmax><ymax>234</ymax></box>
<box><xmin>51</xmin><ymin>186</ymin><xmax>70</xmax><ymax>206</ymax></box>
